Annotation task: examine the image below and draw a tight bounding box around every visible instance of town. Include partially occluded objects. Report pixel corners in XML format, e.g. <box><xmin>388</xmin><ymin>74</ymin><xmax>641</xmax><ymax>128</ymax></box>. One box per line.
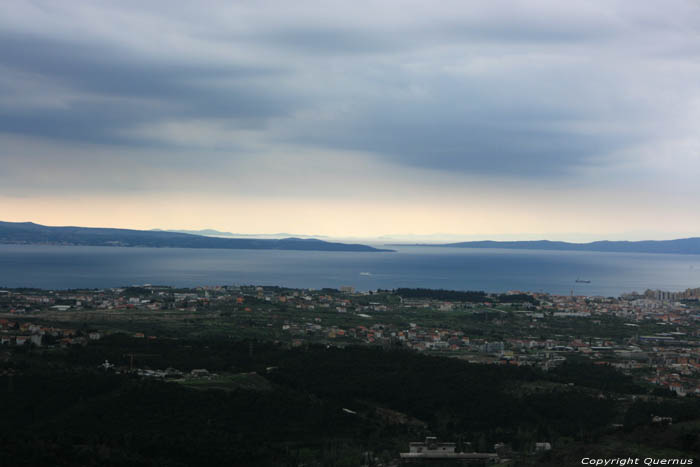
<box><xmin>1</xmin><ymin>284</ymin><xmax>699</xmax><ymax>397</ymax></box>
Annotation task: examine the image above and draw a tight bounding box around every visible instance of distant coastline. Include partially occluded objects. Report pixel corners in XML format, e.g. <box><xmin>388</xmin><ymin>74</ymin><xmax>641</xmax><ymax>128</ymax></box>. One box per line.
<box><xmin>388</xmin><ymin>239</ymin><xmax>700</xmax><ymax>255</ymax></box>
<box><xmin>153</xmin><ymin>228</ymin><xmax>331</xmax><ymax>240</ymax></box>
<box><xmin>0</xmin><ymin>221</ymin><xmax>393</xmax><ymax>253</ymax></box>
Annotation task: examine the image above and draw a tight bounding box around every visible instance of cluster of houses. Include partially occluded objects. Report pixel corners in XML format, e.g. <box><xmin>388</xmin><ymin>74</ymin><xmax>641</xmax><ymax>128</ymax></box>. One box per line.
<box><xmin>1</xmin><ymin>284</ymin><xmax>698</xmax><ymax>395</ymax></box>
<box><xmin>0</xmin><ymin>318</ymin><xmax>101</xmax><ymax>347</ymax></box>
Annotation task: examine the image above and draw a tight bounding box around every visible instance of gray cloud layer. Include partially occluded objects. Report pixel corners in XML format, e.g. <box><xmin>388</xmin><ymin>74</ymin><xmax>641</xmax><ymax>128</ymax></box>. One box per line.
<box><xmin>1</xmin><ymin>0</ymin><xmax>699</xmax><ymax>189</ymax></box>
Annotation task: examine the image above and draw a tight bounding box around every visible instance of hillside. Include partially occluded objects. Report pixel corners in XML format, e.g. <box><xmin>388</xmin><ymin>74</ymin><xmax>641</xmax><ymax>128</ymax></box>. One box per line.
<box><xmin>0</xmin><ymin>221</ymin><xmax>392</xmax><ymax>252</ymax></box>
<box><xmin>394</xmin><ymin>238</ymin><xmax>700</xmax><ymax>255</ymax></box>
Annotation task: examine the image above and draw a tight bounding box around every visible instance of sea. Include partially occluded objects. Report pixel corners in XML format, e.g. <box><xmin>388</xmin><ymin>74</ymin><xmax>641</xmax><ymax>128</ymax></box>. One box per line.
<box><xmin>1</xmin><ymin>244</ymin><xmax>700</xmax><ymax>296</ymax></box>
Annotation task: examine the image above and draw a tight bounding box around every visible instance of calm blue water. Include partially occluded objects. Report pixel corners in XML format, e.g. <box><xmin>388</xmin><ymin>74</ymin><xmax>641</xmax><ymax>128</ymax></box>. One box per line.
<box><xmin>1</xmin><ymin>244</ymin><xmax>699</xmax><ymax>296</ymax></box>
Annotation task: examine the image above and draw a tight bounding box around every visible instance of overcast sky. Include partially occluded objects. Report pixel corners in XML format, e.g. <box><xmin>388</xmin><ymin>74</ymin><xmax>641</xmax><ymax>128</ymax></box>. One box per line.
<box><xmin>2</xmin><ymin>1</ymin><xmax>699</xmax><ymax>240</ymax></box>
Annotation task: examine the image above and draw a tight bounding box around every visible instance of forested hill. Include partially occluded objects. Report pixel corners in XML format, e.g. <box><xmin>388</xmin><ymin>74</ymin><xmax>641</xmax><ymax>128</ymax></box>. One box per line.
<box><xmin>0</xmin><ymin>221</ymin><xmax>393</xmax><ymax>252</ymax></box>
<box><xmin>394</xmin><ymin>238</ymin><xmax>700</xmax><ymax>255</ymax></box>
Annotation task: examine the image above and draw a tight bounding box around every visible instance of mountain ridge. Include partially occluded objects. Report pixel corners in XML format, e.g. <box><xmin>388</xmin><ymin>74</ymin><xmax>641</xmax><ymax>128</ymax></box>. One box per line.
<box><xmin>390</xmin><ymin>238</ymin><xmax>700</xmax><ymax>255</ymax></box>
<box><xmin>152</xmin><ymin>228</ymin><xmax>330</xmax><ymax>240</ymax></box>
<box><xmin>0</xmin><ymin>221</ymin><xmax>392</xmax><ymax>252</ymax></box>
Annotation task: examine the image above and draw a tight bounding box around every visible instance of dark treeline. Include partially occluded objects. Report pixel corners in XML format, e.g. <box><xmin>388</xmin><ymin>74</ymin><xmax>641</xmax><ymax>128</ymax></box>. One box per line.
<box><xmin>624</xmin><ymin>399</ymin><xmax>700</xmax><ymax>428</ymax></box>
<box><xmin>396</xmin><ymin>288</ymin><xmax>488</xmax><ymax>302</ymax></box>
<box><xmin>496</xmin><ymin>293</ymin><xmax>539</xmax><ymax>304</ymax></box>
<box><xmin>269</xmin><ymin>346</ymin><xmax>616</xmax><ymax>441</ymax></box>
<box><xmin>0</xmin><ymin>336</ymin><xmax>696</xmax><ymax>466</ymax></box>
<box><xmin>0</xmin><ymin>374</ymin><xmax>369</xmax><ymax>466</ymax></box>
<box><xmin>548</xmin><ymin>361</ymin><xmax>646</xmax><ymax>394</ymax></box>
<box><xmin>396</xmin><ymin>288</ymin><xmax>539</xmax><ymax>304</ymax></box>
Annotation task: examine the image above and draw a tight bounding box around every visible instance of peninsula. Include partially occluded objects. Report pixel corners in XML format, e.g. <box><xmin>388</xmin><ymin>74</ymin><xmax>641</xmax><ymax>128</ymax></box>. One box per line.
<box><xmin>0</xmin><ymin>221</ymin><xmax>392</xmax><ymax>252</ymax></box>
<box><xmin>392</xmin><ymin>238</ymin><xmax>700</xmax><ymax>255</ymax></box>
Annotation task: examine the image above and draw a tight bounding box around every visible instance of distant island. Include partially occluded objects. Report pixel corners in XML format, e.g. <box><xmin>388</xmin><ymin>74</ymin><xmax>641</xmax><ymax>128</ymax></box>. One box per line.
<box><xmin>392</xmin><ymin>238</ymin><xmax>700</xmax><ymax>255</ymax></box>
<box><xmin>0</xmin><ymin>221</ymin><xmax>392</xmax><ymax>252</ymax></box>
<box><xmin>152</xmin><ymin>228</ymin><xmax>330</xmax><ymax>240</ymax></box>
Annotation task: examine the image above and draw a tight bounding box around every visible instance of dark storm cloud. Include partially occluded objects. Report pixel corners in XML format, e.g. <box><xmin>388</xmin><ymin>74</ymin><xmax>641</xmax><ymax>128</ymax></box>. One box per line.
<box><xmin>253</xmin><ymin>16</ymin><xmax>612</xmax><ymax>57</ymax></box>
<box><xmin>275</xmin><ymin>67</ymin><xmax>654</xmax><ymax>175</ymax></box>
<box><xmin>255</xmin><ymin>27</ymin><xmax>402</xmax><ymax>55</ymax></box>
<box><xmin>0</xmin><ymin>31</ymin><xmax>284</xmax><ymax>96</ymax></box>
<box><xmin>1</xmin><ymin>0</ymin><xmax>698</xmax><ymax>183</ymax></box>
<box><xmin>298</xmin><ymin>118</ymin><xmax>624</xmax><ymax>176</ymax></box>
<box><xmin>0</xmin><ymin>30</ymin><xmax>300</xmax><ymax>145</ymax></box>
